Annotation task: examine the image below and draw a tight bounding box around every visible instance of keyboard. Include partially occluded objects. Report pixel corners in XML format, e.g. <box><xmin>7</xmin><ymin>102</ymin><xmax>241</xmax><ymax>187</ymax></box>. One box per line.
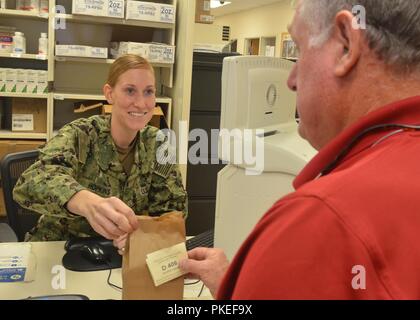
<box><xmin>186</xmin><ymin>229</ymin><xmax>214</xmax><ymax>251</ymax></box>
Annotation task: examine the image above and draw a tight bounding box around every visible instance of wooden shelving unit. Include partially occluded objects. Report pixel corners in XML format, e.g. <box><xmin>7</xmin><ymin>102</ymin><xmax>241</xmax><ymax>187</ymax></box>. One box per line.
<box><xmin>0</xmin><ymin>0</ymin><xmax>185</xmax><ymax>140</ymax></box>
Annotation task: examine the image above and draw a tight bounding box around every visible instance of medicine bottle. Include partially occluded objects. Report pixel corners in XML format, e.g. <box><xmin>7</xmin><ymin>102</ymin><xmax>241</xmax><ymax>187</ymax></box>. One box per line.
<box><xmin>38</xmin><ymin>32</ymin><xmax>48</xmax><ymax>55</ymax></box>
<box><xmin>13</xmin><ymin>32</ymin><xmax>26</xmax><ymax>54</ymax></box>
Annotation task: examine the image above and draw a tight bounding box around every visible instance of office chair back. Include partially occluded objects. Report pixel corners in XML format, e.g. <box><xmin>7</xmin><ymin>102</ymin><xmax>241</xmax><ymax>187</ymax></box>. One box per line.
<box><xmin>1</xmin><ymin>150</ymin><xmax>41</xmax><ymax>241</ymax></box>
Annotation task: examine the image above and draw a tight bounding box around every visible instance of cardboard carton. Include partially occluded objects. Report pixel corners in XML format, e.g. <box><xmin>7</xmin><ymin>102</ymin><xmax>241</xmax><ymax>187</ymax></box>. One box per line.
<box><xmin>11</xmin><ymin>98</ymin><xmax>47</xmax><ymax>133</ymax></box>
<box><xmin>195</xmin><ymin>0</ymin><xmax>214</xmax><ymax>24</ymax></box>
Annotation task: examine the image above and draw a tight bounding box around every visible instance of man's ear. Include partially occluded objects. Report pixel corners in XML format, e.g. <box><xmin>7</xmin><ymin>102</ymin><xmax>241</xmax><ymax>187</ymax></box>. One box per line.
<box><xmin>103</xmin><ymin>84</ymin><xmax>114</xmax><ymax>104</ymax></box>
<box><xmin>332</xmin><ymin>10</ymin><xmax>363</xmax><ymax>77</ymax></box>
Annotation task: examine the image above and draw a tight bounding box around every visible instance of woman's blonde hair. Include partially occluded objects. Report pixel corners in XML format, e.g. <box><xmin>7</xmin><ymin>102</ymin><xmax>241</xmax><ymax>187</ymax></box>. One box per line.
<box><xmin>107</xmin><ymin>54</ymin><xmax>154</xmax><ymax>87</ymax></box>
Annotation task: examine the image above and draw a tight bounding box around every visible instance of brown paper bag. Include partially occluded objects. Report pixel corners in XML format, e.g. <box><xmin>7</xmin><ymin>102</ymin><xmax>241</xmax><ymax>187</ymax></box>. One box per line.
<box><xmin>122</xmin><ymin>212</ymin><xmax>186</xmax><ymax>300</ymax></box>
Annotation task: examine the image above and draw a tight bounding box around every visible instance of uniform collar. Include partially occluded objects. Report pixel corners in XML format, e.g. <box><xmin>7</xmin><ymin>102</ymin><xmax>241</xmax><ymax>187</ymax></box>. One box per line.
<box><xmin>294</xmin><ymin>96</ymin><xmax>420</xmax><ymax>189</ymax></box>
<box><xmin>96</xmin><ymin>116</ymin><xmax>144</xmax><ymax>174</ymax></box>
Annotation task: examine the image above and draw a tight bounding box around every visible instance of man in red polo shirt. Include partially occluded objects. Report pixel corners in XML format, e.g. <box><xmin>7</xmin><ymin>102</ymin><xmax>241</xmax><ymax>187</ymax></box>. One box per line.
<box><xmin>179</xmin><ymin>0</ymin><xmax>420</xmax><ymax>299</ymax></box>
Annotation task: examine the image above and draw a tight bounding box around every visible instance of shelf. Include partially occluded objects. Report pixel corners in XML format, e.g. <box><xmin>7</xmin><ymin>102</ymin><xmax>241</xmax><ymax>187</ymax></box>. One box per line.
<box><xmin>0</xmin><ymin>8</ymin><xmax>48</xmax><ymax>21</ymax></box>
<box><xmin>54</xmin><ymin>56</ymin><xmax>173</xmax><ymax>68</ymax></box>
<box><xmin>0</xmin><ymin>93</ymin><xmax>48</xmax><ymax>99</ymax></box>
<box><xmin>55</xmin><ymin>13</ymin><xmax>175</xmax><ymax>30</ymax></box>
<box><xmin>0</xmin><ymin>131</ymin><xmax>47</xmax><ymax>139</ymax></box>
<box><xmin>53</xmin><ymin>92</ymin><xmax>172</xmax><ymax>104</ymax></box>
<box><xmin>53</xmin><ymin>92</ymin><xmax>105</xmax><ymax>101</ymax></box>
<box><xmin>0</xmin><ymin>53</ymin><xmax>47</xmax><ymax>61</ymax></box>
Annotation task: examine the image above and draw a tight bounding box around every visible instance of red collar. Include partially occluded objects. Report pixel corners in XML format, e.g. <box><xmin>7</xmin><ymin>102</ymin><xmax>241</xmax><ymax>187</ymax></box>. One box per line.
<box><xmin>294</xmin><ymin>96</ymin><xmax>420</xmax><ymax>189</ymax></box>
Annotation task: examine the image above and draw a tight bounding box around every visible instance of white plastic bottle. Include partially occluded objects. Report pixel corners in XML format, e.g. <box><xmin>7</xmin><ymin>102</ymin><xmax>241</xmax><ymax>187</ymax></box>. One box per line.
<box><xmin>16</xmin><ymin>0</ymin><xmax>26</xmax><ymax>10</ymax></box>
<box><xmin>40</xmin><ymin>0</ymin><xmax>49</xmax><ymax>13</ymax></box>
<box><xmin>27</xmin><ymin>0</ymin><xmax>40</xmax><ymax>13</ymax></box>
<box><xmin>38</xmin><ymin>32</ymin><xmax>48</xmax><ymax>55</ymax></box>
<box><xmin>12</xmin><ymin>32</ymin><xmax>26</xmax><ymax>54</ymax></box>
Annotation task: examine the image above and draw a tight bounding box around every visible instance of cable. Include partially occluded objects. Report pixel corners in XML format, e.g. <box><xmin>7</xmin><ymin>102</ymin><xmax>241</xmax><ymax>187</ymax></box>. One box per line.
<box><xmin>184</xmin><ymin>280</ymin><xmax>201</xmax><ymax>286</ymax></box>
<box><xmin>106</xmin><ymin>262</ymin><xmax>122</xmax><ymax>291</ymax></box>
<box><xmin>198</xmin><ymin>283</ymin><xmax>205</xmax><ymax>298</ymax></box>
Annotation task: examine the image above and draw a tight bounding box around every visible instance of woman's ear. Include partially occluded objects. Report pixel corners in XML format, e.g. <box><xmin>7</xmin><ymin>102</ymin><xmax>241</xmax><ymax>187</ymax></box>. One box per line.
<box><xmin>103</xmin><ymin>84</ymin><xmax>114</xmax><ymax>105</ymax></box>
<box><xmin>332</xmin><ymin>10</ymin><xmax>363</xmax><ymax>77</ymax></box>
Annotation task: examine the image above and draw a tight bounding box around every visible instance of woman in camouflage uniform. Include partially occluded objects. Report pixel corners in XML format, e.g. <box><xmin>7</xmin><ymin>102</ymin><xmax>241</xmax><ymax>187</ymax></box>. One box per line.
<box><xmin>13</xmin><ymin>55</ymin><xmax>188</xmax><ymax>249</ymax></box>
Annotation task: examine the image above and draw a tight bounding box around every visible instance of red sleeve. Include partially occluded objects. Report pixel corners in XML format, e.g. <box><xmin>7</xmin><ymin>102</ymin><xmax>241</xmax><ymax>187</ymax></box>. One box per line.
<box><xmin>218</xmin><ymin>196</ymin><xmax>392</xmax><ymax>299</ymax></box>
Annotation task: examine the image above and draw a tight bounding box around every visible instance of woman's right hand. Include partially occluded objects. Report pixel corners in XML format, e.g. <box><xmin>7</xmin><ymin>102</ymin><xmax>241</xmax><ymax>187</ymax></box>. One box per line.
<box><xmin>67</xmin><ymin>190</ymin><xmax>139</xmax><ymax>240</ymax></box>
<box><xmin>113</xmin><ymin>233</ymin><xmax>128</xmax><ymax>255</ymax></box>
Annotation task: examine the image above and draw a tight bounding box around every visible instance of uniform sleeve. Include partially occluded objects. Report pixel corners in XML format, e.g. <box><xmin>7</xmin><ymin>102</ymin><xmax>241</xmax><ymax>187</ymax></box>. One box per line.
<box><xmin>13</xmin><ymin>125</ymin><xmax>88</xmax><ymax>219</ymax></box>
<box><xmin>147</xmin><ymin>133</ymin><xmax>188</xmax><ymax>217</ymax></box>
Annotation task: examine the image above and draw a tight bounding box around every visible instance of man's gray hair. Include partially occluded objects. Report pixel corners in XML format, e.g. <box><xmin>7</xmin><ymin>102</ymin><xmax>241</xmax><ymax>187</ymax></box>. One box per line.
<box><xmin>301</xmin><ymin>0</ymin><xmax>420</xmax><ymax>73</ymax></box>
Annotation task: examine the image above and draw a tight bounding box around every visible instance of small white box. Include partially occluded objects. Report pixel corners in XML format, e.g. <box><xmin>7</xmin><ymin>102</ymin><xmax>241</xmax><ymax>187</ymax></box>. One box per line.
<box><xmin>26</xmin><ymin>69</ymin><xmax>38</xmax><ymax>94</ymax></box>
<box><xmin>72</xmin><ymin>0</ymin><xmax>125</xmax><ymax>18</ymax></box>
<box><xmin>126</xmin><ymin>1</ymin><xmax>159</xmax><ymax>22</ymax></box>
<box><xmin>12</xmin><ymin>114</ymin><xmax>34</xmax><ymax>131</ymax></box>
<box><xmin>56</xmin><ymin>45</ymin><xmax>88</xmax><ymax>57</ymax></box>
<box><xmin>5</xmin><ymin>68</ymin><xmax>17</xmax><ymax>92</ymax></box>
<box><xmin>108</xmin><ymin>0</ymin><xmax>125</xmax><ymax>18</ymax></box>
<box><xmin>117</xmin><ymin>42</ymin><xmax>149</xmax><ymax>58</ymax></box>
<box><xmin>88</xmin><ymin>46</ymin><xmax>108</xmax><ymax>59</ymax></box>
<box><xmin>148</xmin><ymin>43</ymin><xmax>175</xmax><ymax>63</ymax></box>
<box><xmin>37</xmin><ymin>70</ymin><xmax>48</xmax><ymax>94</ymax></box>
<box><xmin>159</xmin><ymin>4</ymin><xmax>176</xmax><ymax>23</ymax></box>
<box><xmin>16</xmin><ymin>69</ymin><xmax>28</xmax><ymax>93</ymax></box>
<box><xmin>0</xmin><ymin>68</ymin><xmax>6</xmax><ymax>92</ymax></box>
<box><xmin>112</xmin><ymin>42</ymin><xmax>175</xmax><ymax>63</ymax></box>
<box><xmin>126</xmin><ymin>1</ymin><xmax>175</xmax><ymax>24</ymax></box>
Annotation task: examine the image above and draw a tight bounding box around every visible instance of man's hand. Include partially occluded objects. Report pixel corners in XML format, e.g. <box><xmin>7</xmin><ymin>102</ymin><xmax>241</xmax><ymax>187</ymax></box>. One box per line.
<box><xmin>179</xmin><ymin>247</ymin><xmax>229</xmax><ymax>298</ymax></box>
<box><xmin>67</xmin><ymin>190</ymin><xmax>139</xmax><ymax>240</ymax></box>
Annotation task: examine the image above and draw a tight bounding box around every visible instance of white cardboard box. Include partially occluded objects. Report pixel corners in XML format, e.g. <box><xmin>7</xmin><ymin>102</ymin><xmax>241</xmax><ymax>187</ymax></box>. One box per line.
<box><xmin>0</xmin><ymin>68</ymin><xmax>6</xmax><ymax>92</ymax></box>
<box><xmin>12</xmin><ymin>114</ymin><xmax>34</xmax><ymax>131</ymax></box>
<box><xmin>37</xmin><ymin>70</ymin><xmax>48</xmax><ymax>94</ymax></box>
<box><xmin>112</xmin><ymin>42</ymin><xmax>175</xmax><ymax>63</ymax></box>
<box><xmin>16</xmin><ymin>69</ymin><xmax>28</xmax><ymax>93</ymax></box>
<box><xmin>72</xmin><ymin>0</ymin><xmax>125</xmax><ymax>18</ymax></box>
<box><xmin>56</xmin><ymin>45</ymin><xmax>108</xmax><ymax>59</ymax></box>
<box><xmin>88</xmin><ymin>46</ymin><xmax>108</xmax><ymax>59</ymax></box>
<box><xmin>126</xmin><ymin>1</ymin><xmax>175</xmax><ymax>24</ymax></box>
<box><xmin>148</xmin><ymin>43</ymin><xmax>175</xmax><ymax>63</ymax></box>
<box><xmin>56</xmin><ymin>44</ymin><xmax>88</xmax><ymax>57</ymax></box>
<box><xmin>5</xmin><ymin>68</ymin><xmax>17</xmax><ymax>93</ymax></box>
<box><xmin>26</xmin><ymin>70</ymin><xmax>38</xmax><ymax>94</ymax></box>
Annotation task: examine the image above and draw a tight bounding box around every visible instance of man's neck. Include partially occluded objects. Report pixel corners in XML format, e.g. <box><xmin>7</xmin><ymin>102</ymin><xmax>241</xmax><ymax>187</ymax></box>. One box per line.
<box><xmin>342</xmin><ymin>64</ymin><xmax>420</xmax><ymax>129</ymax></box>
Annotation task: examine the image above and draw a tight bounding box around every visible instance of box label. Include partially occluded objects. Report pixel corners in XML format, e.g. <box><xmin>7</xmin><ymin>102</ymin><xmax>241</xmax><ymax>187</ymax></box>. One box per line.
<box><xmin>108</xmin><ymin>0</ymin><xmax>124</xmax><ymax>17</ymax></box>
<box><xmin>12</xmin><ymin>114</ymin><xmax>34</xmax><ymax>131</ymax></box>
<box><xmin>160</xmin><ymin>5</ymin><xmax>175</xmax><ymax>23</ymax></box>
<box><xmin>203</xmin><ymin>0</ymin><xmax>210</xmax><ymax>11</ymax></box>
<box><xmin>146</xmin><ymin>242</ymin><xmax>187</xmax><ymax>287</ymax></box>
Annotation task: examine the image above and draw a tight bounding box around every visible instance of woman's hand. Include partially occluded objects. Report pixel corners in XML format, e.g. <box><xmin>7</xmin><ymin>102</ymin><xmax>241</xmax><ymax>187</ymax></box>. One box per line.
<box><xmin>67</xmin><ymin>190</ymin><xmax>139</xmax><ymax>240</ymax></box>
<box><xmin>113</xmin><ymin>233</ymin><xmax>128</xmax><ymax>255</ymax></box>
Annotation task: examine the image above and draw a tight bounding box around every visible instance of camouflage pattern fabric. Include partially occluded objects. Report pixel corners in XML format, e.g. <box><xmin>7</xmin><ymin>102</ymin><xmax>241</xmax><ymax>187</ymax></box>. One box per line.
<box><xmin>13</xmin><ymin>115</ymin><xmax>188</xmax><ymax>241</ymax></box>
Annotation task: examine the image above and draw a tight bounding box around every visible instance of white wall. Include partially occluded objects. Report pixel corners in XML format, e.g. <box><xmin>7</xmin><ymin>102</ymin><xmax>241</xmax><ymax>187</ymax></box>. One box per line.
<box><xmin>214</xmin><ymin>1</ymin><xmax>295</xmax><ymax>56</ymax></box>
<box><xmin>193</xmin><ymin>23</ymin><xmax>227</xmax><ymax>45</ymax></box>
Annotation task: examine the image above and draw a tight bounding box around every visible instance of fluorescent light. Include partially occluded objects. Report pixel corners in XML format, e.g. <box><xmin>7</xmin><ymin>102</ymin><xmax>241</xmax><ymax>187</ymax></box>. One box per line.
<box><xmin>210</xmin><ymin>0</ymin><xmax>232</xmax><ymax>9</ymax></box>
